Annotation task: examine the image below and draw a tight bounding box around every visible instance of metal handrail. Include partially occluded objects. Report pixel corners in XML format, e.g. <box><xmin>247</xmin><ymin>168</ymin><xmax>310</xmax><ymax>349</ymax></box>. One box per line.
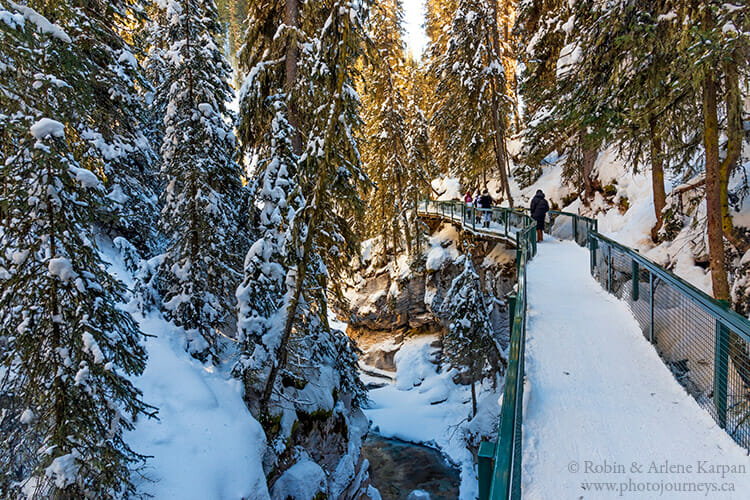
<box><xmin>590</xmin><ymin>232</ymin><xmax>750</xmax><ymax>342</ymax></box>
<box><xmin>417</xmin><ymin>199</ymin><xmax>535</xmax><ymax>500</ymax></box>
<box><xmin>419</xmin><ymin>199</ymin><xmax>750</xmax><ymax>497</ymax></box>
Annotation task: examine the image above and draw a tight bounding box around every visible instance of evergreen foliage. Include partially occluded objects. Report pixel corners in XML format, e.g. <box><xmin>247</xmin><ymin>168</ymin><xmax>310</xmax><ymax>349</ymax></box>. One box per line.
<box><xmin>361</xmin><ymin>0</ymin><xmax>431</xmax><ymax>257</ymax></box>
<box><xmin>428</xmin><ymin>0</ymin><xmax>513</xmax><ymax>201</ymax></box>
<box><xmin>21</xmin><ymin>0</ymin><xmax>160</xmax><ymax>254</ymax></box>
<box><xmin>157</xmin><ymin>0</ymin><xmax>247</xmax><ymax>363</ymax></box>
<box><xmin>235</xmin><ymin>0</ymin><xmax>371</xmax><ymax>424</ymax></box>
<box><xmin>0</xmin><ymin>5</ymin><xmax>152</xmax><ymax>496</ymax></box>
<box><xmin>440</xmin><ymin>254</ymin><xmax>503</xmax><ymax>416</ymax></box>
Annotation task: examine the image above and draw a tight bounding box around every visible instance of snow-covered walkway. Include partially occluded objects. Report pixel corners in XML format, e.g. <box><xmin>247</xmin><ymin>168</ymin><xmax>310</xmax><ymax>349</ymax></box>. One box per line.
<box><xmin>522</xmin><ymin>240</ymin><xmax>750</xmax><ymax>499</ymax></box>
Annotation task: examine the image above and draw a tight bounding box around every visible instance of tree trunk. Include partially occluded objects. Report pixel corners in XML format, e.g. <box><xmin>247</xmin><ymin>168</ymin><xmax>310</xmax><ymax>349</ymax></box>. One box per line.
<box><xmin>580</xmin><ymin>135</ymin><xmax>596</xmax><ymax>203</ymax></box>
<box><xmin>471</xmin><ymin>380</ymin><xmax>477</xmax><ymax>418</ymax></box>
<box><xmin>703</xmin><ymin>76</ymin><xmax>730</xmax><ymax>302</ymax></box>
<box><xmin>487</xmin><ymin>0</ymin><xmax>513</xmax><ymax>207</ymax></box>
<box><xmin>262</xmin><ymin>14</ymin><xmax>352</xmax><ymax>412</ymax></box>
<box><xmin>649</xmin><ymin>118</ymin><xmax>667</xmax><ymax>241</ymax></box>
<box><xmin>285</xmin><ymin>0</ymin><xmax>303</xmax><ymax>155</ymax></box>
<box><xmin>719</xmin><ymin>59</ymin><xmax>748</xmax><ymax>253</ymax></box>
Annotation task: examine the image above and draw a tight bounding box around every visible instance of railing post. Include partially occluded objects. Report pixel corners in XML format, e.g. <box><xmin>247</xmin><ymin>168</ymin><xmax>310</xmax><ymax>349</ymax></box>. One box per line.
<box><xmin>632</xmin><ymin>260</ymin><xmax>640</xmax><ymax>301</ymax></box>
<box><xmin>649</xmin><ymin>273</ymin><xmax>655</xmax><ymax>343</ymax></box>
<box><xmin>515</xmin><ymin>232</ymin><xmax>521</xmax><ymax>278</ymax></box>
<box><xmin>504</xmin><ymin>210</ymin><xmax>508</xmax><ymax>237</ymax></box>
<box><xmin>573</xmin><ymin>216</ymin><xmax>578</xmax><ymax>244</ymax></box>
<box><xmin>589</xmin><ymin>235</ymin><xmax>597</xmax><ymax>276</ymax></box>
<box><xmin>607</xmin><ymin>247</ymin><xmax>612</xmax><ymax>293</ymax></box>
<box><xmin>478</xmin><ymin>441</ymin><xmax>496</xmax><ymax>500</ymax></box>
<box><xmin>508</xmin><ymin>294</ymin><xmax>517</xmax><ymax>332</ymax></box>
<box><xmin>472</xmin><ymin>206</ymin><xmax>476</xmax><ymax>231</ymax></box>
<box><xmin>714</xmin><ymin>302</ymin><xmax>730</xmax><ymax>429</ymax></box>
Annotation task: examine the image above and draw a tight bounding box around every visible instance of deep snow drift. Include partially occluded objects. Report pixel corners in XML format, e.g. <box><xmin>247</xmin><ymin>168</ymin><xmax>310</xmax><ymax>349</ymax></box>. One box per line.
<box><xmin>101</xmin><ymin>240</ymin><xmax>270</xmax><ymax>500</ymax></box>
<box><xmin>522</xmin><ymin>240</ymin><xmax>750</xmax><ymax>499</ymax></box>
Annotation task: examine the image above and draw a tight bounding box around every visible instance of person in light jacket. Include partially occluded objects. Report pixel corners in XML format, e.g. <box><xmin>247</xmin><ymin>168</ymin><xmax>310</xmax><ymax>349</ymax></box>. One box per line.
<box><xmin>530</xmin><ymin>189</ymin><xmax>549</xmax><ymax>242</ymax></box>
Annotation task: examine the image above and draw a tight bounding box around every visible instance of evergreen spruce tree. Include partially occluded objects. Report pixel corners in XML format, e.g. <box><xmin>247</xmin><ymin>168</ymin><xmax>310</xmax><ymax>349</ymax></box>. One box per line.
<box><xmin>235</xmin><ymin>0</ymin><xmax>371</xmax><ymax>431</ymax></box>
<box><xmin>440</xmin><ymin>254</ymin><xmax>503</xmax><ymax>417</ymax></box>
<box><xmin>361</xmin><ymin>0</ymin><xmax>429</xmax><ymax>257</ymax></box>
<box><xmin>257</xmin><ymin>0</ymin><xmax>372</xmax><ymax>409</ymax></box>
<box><xmin>512</xmin><ymin>0</ymin><xmax>571</xmax><ymax>188</ymax></box>
<box><xmin>423</xmin><ymin>0</ymin><xmax>457</xmax><ymax>175</ymax></box>
<box><xmin>18</xmin><ymin>0</ymin><xmax>161</xmax><ymax>254</ymax></box>
<box><xmin>430</xmin><ymin>0</ymin><xmax>514</xmax><ymax>202</ymax></box>
<box><xmin>0</xmin><ymin>5</ymin><xmax>152</xmax><ymax>496</ymax></box>
<box><xmin>157</xmin><ymin>0</ymin><xmax>246</xmax><ymax>363</ymax></box>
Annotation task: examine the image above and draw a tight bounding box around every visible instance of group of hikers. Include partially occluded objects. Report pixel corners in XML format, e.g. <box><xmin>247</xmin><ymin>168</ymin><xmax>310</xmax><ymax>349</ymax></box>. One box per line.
<box><xmin>462</xmin><ymin>188</ymin><xmax>549</xmax><ymax>242</ymax></box>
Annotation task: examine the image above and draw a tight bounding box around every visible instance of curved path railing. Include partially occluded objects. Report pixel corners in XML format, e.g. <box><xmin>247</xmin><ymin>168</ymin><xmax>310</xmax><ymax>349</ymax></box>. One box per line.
<box><xmin>417</xmin><ymin>199</ymin><xmax>537</xmax><ymax>499</ymax></box>
<box><xmin>417</xmin><ymin>199</ymin><xmax>750</xmax><ymax>500</ymax></box>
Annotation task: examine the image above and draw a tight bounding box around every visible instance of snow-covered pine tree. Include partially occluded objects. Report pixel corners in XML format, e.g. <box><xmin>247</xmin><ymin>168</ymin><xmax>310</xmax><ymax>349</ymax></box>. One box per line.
<box><xmin>514</xmin><ymin>0</ymin><xmax>614</xmax><ymax>203</ymax></box>
<box><xmin>361</xmin><ymin>0</ymin><xmax>428</xmax><ymax>257</ymax></box>
<box><xmin>597</xmin><ymin>2</ymin><xmax>697</xmax><ymax>238</ymax></box>
<box><xmin>403</xmin><ymin>60</ymin><xmax>435</xmax><ymax>259</ymax></box>
<box><xmin>512</xmin><ymin>0</ymin><xmax>570</xmax><ymax>187</ymax></box>
<box><xmin>19</xmin><ymin>0</ymin><xmax>161</xmax><ymax>254</ymax></box>
<box><xmin>423</xmin><ymin>0</ymin><xmax>457</xmax><ymax>176</ymax></box>
<box><xmin>139</xmin><ymin>1</ymin><xmax>172</xmax><ymax>168</ymax></box>
<box><xmin>430</xmin><ymin>0</ymin><xmax>513</xmax><ymax>202</ymax></box>
<box><xmin>157</xmin><ymin>0</ymin><xmax>246</xmax><ymax>363</ymax></box>
<box><xmin>235</xmin><ymin>0</ymin><xmax>371</xmax><ymax>426</ymax></box>
<box><xmin>257</xmin><ymin>0</ymin><xmax>372</xmax><ymax>409</ymax></box>
<box><xmin>233</xmin><ymin>0</ymin><xmax>303</xmax><ymax>407</ymax></box>
<box><xmin>0</xmin><ymin>5</ymin><xmax>152</xmax><ymax>497</ymax></box>
<box><xmin>440</xmin><ymin>254</ymin><xmax>503</xmax><ymax>417</ymax></box>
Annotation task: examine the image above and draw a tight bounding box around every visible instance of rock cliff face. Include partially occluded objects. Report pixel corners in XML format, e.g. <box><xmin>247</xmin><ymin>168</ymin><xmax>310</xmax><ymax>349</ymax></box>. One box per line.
<box><xmin>342</xmin><ymin>224</ymin><xmax>518</xmax><ymax>360</ymax></box>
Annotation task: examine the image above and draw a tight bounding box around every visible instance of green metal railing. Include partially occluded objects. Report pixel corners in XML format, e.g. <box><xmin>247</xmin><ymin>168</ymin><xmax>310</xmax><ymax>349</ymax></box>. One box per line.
<box><xmin>589</xmin><ymin>231</ymin><xmax>750</xmax><ymax>448</ymax></box>
<box><xmin>417</xmin><ymin>199</ymin><xmax>536</xmax><ymax>500</ymax></box>
<box><xmin>417</xmin><ymin>199</ymin><xmax>537</xmax><ymax>251</ymax></box>
<box><xmin>418</xmin><ymin>200</ymin><xmax>750</xmax><ymax>498</ymax></box>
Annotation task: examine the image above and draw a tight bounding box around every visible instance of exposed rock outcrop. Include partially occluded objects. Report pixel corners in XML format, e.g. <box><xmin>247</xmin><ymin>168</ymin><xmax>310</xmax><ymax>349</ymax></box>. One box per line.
<box><xmin>342</xmin><ymin>224</ymin><xmax>517</xmax><ymax>349</ymax></box>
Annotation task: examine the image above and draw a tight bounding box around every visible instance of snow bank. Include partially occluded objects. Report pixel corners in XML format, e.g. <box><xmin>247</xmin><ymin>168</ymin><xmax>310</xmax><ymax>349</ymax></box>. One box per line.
<box><xmin>271</xmin><ymin>458</ymin><xmax>327</xmax><ymax>500</ymax></box>
<box><xmin>364</xmin><ymin>335</ymin><xmax>501</xmax><ymax>500</ymax></box>
<box><xmin>425</xmin><ymin>225</ymin><xmax>460</xmax><ymax>271</ymax></box>
<box><xmin>99</xmin><ymin>242</ymin><xmax>270</xmax><ymax>500</ymax></box>
<box><xmin>432</xmin><ymin>176</ymin><xmax>463</xmax><ymax>201</ymax></box>
<box><xmin>125</xmin><ymin>309</ymin><xmax>269</xmax><ymax>500</ymax></box>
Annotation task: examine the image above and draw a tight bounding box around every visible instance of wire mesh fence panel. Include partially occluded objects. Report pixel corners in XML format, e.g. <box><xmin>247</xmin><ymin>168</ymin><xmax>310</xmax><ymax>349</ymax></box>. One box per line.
<box><xmin>588</xmin><ymin>233</ymin><xmax>750</xmax><ymax>452</ymax></box>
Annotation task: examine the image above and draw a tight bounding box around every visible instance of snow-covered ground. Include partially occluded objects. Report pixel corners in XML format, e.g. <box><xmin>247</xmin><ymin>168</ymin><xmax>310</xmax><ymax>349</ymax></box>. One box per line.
<box><xmin>522</xmin><ymin>240</ymin><xmax>750</xmax><ymax>499</ymax></box>
<box><xmin>362</xmin><ymin>335</ymin><xmax>502</xmax><ymax>500</ymax></box>
<box><xmin>101</xmin><ymin>240</ymin><xmax>270</xmax><ymax>500</ymax></box>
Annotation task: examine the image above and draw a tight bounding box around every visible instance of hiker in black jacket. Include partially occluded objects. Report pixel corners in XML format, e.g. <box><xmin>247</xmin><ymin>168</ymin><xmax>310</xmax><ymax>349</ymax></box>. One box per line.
<box><xmin>477</xmin><ymin>189</ymin><xmax>493</xmax><ymax>228</ymax></box>
<box><xmin>530</xmin><ymin>190</ymin><xmax>549</xmax><ymax>242</ymax></box>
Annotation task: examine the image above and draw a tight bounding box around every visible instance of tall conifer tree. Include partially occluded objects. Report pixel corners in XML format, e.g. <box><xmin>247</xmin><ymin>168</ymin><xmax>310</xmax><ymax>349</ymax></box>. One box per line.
<box><xmin>157</xmin><ymin>0</ymin><xmax>246</xmax><ymax>362</ymax></box>
<box><xmin>0</xmin><ymin>4</ymin><xmax>152</xmax><ymax>496</ymax></box>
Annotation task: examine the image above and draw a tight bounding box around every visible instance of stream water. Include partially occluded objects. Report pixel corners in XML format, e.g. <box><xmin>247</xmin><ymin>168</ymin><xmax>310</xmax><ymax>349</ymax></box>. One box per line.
<box><xmin>362</xmin><ymin>433</ymin><xmax>461</xmax><ymax>500</ymax></box>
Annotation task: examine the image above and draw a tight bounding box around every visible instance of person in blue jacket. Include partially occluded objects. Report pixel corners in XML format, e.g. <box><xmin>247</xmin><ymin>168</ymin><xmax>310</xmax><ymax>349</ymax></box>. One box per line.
<box><xmin>530</xmin><ymin>189</ymin><xmax>549</xmax><ymax>242</ymax></box>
